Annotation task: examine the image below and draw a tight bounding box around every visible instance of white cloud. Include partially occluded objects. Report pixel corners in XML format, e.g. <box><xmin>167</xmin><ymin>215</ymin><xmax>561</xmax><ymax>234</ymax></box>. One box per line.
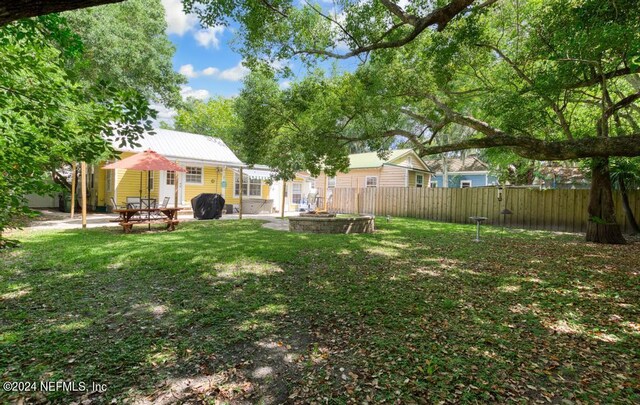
<box><xmin>150</xmin><ymin>104</ymin><xmax>177</xmax><ymax>127</ymax></box>
<box><xmin>279</xmin><ymin>80</ymin><xmax>291</xmax><ymax>90</ymax></box>
<box><xmin>175</xmin><ymin>62</ymin><xmax>250</xmax><ymax>82</ymax></box>
<box><xmin>162</xmin><ymin>0</ymin><xmax>198</xmax><ymax>36</ymax></box>
<box><xmin>178</xmin><ymin>64</ymin><xmax>198</xmax><ymax>78</ymax></box>
<box><xmin>180</xmin><ymin>86</ymin><xmax>210</xmax><ymax>101</ymax></box>
<box><xmin>202</xmin><ymin>67</ymin><xmax>220</xmax><ymax>76</ymax></box>
<box><xmin>194</xmin><ymin>26</ymin><xmax>225</xmax><ymax>49</ymax></box>
<box><xmin>218</xmin><ymin>61</ymin><xmax>250</xmax><ymax>81</ymax></box>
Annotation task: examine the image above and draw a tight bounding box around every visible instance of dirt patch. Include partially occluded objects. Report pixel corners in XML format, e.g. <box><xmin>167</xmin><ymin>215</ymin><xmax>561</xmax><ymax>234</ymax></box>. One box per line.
<box><xmin>132</xmin><ymin>330</ymin><xmax>311</xmax><ymax>404</ymax></box>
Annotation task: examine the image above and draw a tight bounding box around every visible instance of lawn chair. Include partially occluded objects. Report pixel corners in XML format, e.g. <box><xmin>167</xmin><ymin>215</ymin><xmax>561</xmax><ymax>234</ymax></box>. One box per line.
<box><xmin>159</xmin><ymin>196</ymin><xmax>170</xmax><ymax>209</ymax></box>
<box><xmin>307</xmin><ymin>192</ymin><xmax>318</xmax><ymax>211</ymax></box>
<box><xmin>110</xmin><ymin>197</ymin><xmax>127</xmax><ymax>212</ymax></box>
<box><xmin>150</xmin><ymin>197</ymin><xmax>170</xmax><ymax>219</ymax></box>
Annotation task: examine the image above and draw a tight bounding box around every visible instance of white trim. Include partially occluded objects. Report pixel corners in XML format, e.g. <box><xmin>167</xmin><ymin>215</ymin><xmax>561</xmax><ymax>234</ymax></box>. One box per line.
<box><xmin>328</xmin><ymin>176</ymin><xmax>336</xmax><ymax>188</ymax></box>
<box><xmin>365</xmin><ymin>176</ymin><xmax>378</xmax><ymax>188</ymax></box>
<box><xmin>430</xmin><ymin>180</ymin><xmax>438</xmax><ymax>188</ymax></box>
<box><xmin>416</xmin><ymin>174</ymin><xmax>424</xmax><ymax>188</ymax></box>
<box><xmin>113</xmin><ymin>168</ymin><xmax>118</xmax><ymax>205</ymax></box>
<box><xmin>233</xmin><ymin>172</ymin><xmax>263</xmax><ymax>198</ymax></box>
<box><xmin>184</xmin><ymin>164</ymin><xmax>204</xmax><ymax>185</ymax></box>
<box><xmin>113</xmin><ymin>151</ymin><xmax>244</xmax><ymax>168</ymax></box>
<box><xmin>460</xmin><ymin>180</ymin><xmax>472</xmax><ymax>188</ymax></box>
<box><xmin>291</xmin><ymin>182</ymin><xmax>303</xmax><ymax>204</ymax></box>
<box><xmin>435</xmin><ymin>170</ymin><xmax>489</xmax><ymax>176</ymax></box>
<box><xmin>106</xmin><ymin>169</ymin><xmax>113</xmax><ymax>192</ymax></box>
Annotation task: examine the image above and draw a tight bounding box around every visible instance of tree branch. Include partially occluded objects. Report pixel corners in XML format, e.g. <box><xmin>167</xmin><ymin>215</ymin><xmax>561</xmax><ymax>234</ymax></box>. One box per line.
<box><xmin>295</xmin><ymin>0</ymin><xmax>478</xmax><ymax>59</ymax></box>
<box><xmin>0</xmin><ymin>0</ymin><xmax>124</xmax><ymax>26</ymax></box>
<box><xmin>417</xmin><ymin>134</ymin><xmax>640</xmax><ymax>160</ymax></box>
<box><xmin>477</xmin><ymin>43</ymin><xmax>574</xmax><ymax>140</ymax></box>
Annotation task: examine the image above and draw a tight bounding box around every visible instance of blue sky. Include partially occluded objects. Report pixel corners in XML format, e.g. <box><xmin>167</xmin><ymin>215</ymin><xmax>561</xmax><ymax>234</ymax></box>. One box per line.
<box><xmin>157</xmin><ymin>0</ymin><xmax>361</xmax><ymax>125</ymax></box>
<box><xmin>155</xmin><ymin>0</ymin><xmax>251</xmax><ymax>123</ymax></box>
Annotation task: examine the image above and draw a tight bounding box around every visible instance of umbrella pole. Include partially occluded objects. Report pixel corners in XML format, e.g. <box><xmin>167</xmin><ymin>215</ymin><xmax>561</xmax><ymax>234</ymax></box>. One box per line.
<box><xmin>148</xmin><ymin>170</ymin><xmax>151</xmax><ymax>230</ymax></box>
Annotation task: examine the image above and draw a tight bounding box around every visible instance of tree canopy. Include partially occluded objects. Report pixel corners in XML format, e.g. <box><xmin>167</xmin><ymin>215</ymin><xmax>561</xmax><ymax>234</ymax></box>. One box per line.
<box><xmin>0</xmin><ymin>14</ymin><xmax>158</xmax><ymax>243</ymax></box>
<box><xmin>164</xmin><ymin>96</ymin><xmax>243</xmax><ymax>157</ymax></box>
<box><xmin>64</xmin><ymin>0</ymin><xmax>186</xmax><ymax>108</ymax></box>
<box><xmin>227</xmin><ymin>0</ymin><xmax>640</xmax><ymax>243</ymax></box>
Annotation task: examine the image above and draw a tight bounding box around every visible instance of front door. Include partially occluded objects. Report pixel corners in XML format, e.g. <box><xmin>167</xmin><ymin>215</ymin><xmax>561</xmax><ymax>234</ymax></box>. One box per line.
<box><xmin>160</xmin><ymin>170</ymin><xmax>184</xmax><ymax>206</ymax></box>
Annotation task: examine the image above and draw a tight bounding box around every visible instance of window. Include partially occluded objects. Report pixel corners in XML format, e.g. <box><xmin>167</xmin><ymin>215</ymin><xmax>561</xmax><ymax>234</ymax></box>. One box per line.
<box><xmin>166</xmin><ymin>170</ymin><xmax>175</xmax><ymax>186</ymax></box>
<box><xmin>147</xmin><ymin>171</ymin><xmax>154</xmax><ymax>190</ymax></box>
<box><xmin>185</xmin><ymin>166</ymin><xmax>203</xmax><ymax>184</ymax></box>
<box><xmin>365</xmin><ymin>176</ymin><xmax>378</xmax><ymax>188</ymax></box>
<box><xmin>460</xmin><ymin>180</ymin><xmax>472</xmax><ymax>188</ymax></box>
<box><xmin>430</xmin><ymin>181</ymin><xmax>438</xmax><ymax>188</ymax></box>
<box><xmin>328</xmin><ymin>176</ymin><xmax>336</xmax><ymax>188</ymax></box>
<box><xmin>416</xmin><ymin>174</ymin><xmax>424</xmax><ymax>188</ymax></box>
<box><xmin>106</xmin><ymin>169</ymin><xmax>113</xmax><ymax>192</ymax></box>
<box><xmin>234</xmin><ymin>174</ymin><xmax>262</xmax><ymax>197</ymax></box>
<box><xmin>292</xmin><ymin>183</ymin><xmax>302</xmax><ymax>204</ymax></box>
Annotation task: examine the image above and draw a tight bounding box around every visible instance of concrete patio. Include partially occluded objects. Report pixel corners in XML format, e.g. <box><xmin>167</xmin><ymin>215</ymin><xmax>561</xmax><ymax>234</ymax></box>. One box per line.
<box><xmin>23</xmin><ymin>209</ymin><xmax>297</xmax><ymax>231</ymax></box>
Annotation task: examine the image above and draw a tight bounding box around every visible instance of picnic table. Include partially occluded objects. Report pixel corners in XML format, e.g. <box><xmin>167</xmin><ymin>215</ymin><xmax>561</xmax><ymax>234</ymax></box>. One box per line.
<box><xmin>113</xmin><ymin>207</ymin><xmax>182</xmax><ymax>233</ymax></box>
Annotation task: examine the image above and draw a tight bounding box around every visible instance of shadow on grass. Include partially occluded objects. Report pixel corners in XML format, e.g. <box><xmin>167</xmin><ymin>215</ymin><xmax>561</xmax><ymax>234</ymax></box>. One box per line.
<box><xmin>1</xmin><ymin>218</ymin><xmax>639</xmax><ymax>403</ymax></box>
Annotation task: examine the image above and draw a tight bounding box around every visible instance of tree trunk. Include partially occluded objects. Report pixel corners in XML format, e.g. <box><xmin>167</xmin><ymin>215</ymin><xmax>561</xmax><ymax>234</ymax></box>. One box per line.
<box><xmin>618</xmin><ymin>176</ymin><xmax>640</xmax><ymax>235</ymax></box>
<box><xmin>0</xmin><ymin>0</ymin><xmax>125</xmax><ymax>26</ymax></box>
<box><xmin>586</xmin><ymin>157</ymin><xmax>626</xmax><ymax>244</ymax></box>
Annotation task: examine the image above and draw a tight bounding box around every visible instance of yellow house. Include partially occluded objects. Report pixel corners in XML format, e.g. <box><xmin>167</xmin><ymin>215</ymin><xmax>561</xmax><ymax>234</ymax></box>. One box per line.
<box><xmin>91</xmin><ymin>129</ymin><xmax>270</xmax><ymax>212</ymax></box>
<box><xmin>315</xmin><ymin>149</ymin><xmax>433</xmax><ymax>200</ymax></box>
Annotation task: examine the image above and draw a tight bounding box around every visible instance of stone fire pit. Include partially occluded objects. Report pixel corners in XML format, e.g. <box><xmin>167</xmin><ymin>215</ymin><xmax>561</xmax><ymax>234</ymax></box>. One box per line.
<box><xmin>289</xmin><ymin>214</ymin><xmax>374</xmax><ymax>234</ymax></box>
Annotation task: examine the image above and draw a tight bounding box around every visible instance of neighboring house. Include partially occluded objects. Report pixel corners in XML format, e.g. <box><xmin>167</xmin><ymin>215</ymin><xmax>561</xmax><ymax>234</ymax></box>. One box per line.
<box><xmin>315</xmin><ymin>148</ymin><xmax>433</xmax><ymax>200</ymax></box>
<box><xmin>269</xmin><ymin>171</ymin><xmax>317</xmax><ymax>213</ymax></box>
<box><xmin>532</xmin><ymin>165</ymin><xmax>590</xmax><ymax>189</ymax></box>
<box><xmin>92</xmin><ymin>128</ymin><xmax>271</xmax><ymax>212</ymax></box>
<box><xmin>425</xmin><ymin>155</ymin><xmax>498</xmax><ymax>188</ymax></box>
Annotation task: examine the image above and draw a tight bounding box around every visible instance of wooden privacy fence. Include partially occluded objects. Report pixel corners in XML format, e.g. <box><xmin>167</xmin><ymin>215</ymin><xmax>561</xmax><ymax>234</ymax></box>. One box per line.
<box><xmin>327</xmin><ymin>187</ymin><xmax>640</xmax><ymax>234</ymax></box>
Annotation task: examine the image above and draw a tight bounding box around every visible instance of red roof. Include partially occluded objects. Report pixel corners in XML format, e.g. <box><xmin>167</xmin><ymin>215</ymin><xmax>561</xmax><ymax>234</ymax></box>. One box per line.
<box><xmin>103</xmin><ymin>150</ymin><xmax>186</xmax><ymax>172</ymax></box>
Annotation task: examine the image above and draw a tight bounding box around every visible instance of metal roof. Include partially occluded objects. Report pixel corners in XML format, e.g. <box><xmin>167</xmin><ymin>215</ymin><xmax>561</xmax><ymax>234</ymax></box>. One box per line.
<box><xmin>424</xmin><ymin>155</ymin><xmax>489</xmax><ymax>173</ymax></box>
<box><xmin>232</xmin><ymin>168</ymin><xmax>276</xmax><ymax>180</ymax></box>
<box><xmin>111</xmin><ymin>128</ymin><xmax>243</xmax><ymax>166</ymax></box>
<box><xmin>348</xmin><ymin>149</ymin><xmax>413</xmax><ymax>169</ymax></box>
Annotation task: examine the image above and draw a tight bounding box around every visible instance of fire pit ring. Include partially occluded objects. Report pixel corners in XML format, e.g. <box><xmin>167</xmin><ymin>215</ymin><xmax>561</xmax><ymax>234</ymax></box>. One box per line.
<box><xmin>289</xmin><ymin>214</ymin><xmax>374</xmax><ymax>234</ymax></box>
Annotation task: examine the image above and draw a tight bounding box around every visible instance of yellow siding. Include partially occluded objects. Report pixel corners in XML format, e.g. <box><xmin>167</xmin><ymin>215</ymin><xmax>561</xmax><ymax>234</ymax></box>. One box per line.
<box><xmin>184</xmin><ymin>166</ymin><xmax>222</xmax><ymax>201</ymax></box>
<box><xmin>96</xmin><ymin>163</ymin><xmax>106</xmax><ymax>206</ymax></box>
<box><xmin>98</xmin><ymin>155</ymin><xmax>269</xmax><ymax>209</ymax></box>
<box><xmin>408</xmin><ymin>171</ymin><xmax>416</xmax><ymax>187</ymax></box>
<box><xmin>221</xmin><ymin>167</ymin><xmax>270</xmax><ymax>205</ymax></box>
<box><xmin>380</xmin><ymin>165</ymin><xmax>406</xmax><ymax>187</ymax></box>
<box><xmin>390</xmin><ymin>153</ymin><xmax>431</xmax><ymax>172</ymax></box>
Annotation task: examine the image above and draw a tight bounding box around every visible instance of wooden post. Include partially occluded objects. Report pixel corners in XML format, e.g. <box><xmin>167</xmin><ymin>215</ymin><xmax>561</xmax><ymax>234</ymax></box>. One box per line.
<box><xmin>281</xmin><ymin>180</ymin><xmax>286</xmax><ymax>219</ymax></box>
<box><xmin>239</xmin><ymin>166</ymin><xmax>243</xmax><ymax>220</ymax></box>
<box><xmin>70</xmin><ymin>162</ymin><xmax>76</xmax><ymax>218</ymax></box>
<box><xmin>174</xmin><ymin>167</ymin><xmax>179</xmax><ymax>209</ymax></box>
<box><xmin>324</xmin><ymin>173</ymin><xmax>328</xmax><ymax>211</ymax></box>
<box><xmin>356</xmin><ymin>178</ymin><xmax>360</xmax><ymax>215</ymax></box>
<box><xmin>81</xmin><ymin>162</ymin><xmax>87</xmax><ymax>229</ymax></box>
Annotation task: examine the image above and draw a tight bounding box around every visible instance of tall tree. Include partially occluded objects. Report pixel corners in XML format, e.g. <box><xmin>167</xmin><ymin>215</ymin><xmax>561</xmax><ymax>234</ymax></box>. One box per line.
<box><xmin>0</xmin><ymin>16</ymin><xmax>154</xmax><ymax>245</ymax></box>
<box><xmin>167</xmin><ymin>97</ymin><xmax>243</xmax><ymax>157</ymax></box>
<box><xmin>64</xmin><ymin>0</ymin><xmax>186</xmax><ymax>108</ymax></box>
<box><xmin>224</xmin><ymin>0</ymin><xmax>640</xmax><ymax>244</ymax></box>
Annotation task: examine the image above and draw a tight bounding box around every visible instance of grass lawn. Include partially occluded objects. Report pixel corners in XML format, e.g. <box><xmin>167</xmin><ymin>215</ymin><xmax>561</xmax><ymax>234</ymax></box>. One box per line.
<box><xmin>1</xmin><ymin>219</ymin><xmax>639</xmax><ymax>403</ymax></box>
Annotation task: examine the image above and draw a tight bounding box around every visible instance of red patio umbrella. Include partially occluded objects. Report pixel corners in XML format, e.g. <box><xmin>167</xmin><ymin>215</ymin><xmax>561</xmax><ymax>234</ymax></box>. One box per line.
<box><xmin>104</xmin><ymin>150</ymin><xmax>187</xmax><ymax>227</ymax></box>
